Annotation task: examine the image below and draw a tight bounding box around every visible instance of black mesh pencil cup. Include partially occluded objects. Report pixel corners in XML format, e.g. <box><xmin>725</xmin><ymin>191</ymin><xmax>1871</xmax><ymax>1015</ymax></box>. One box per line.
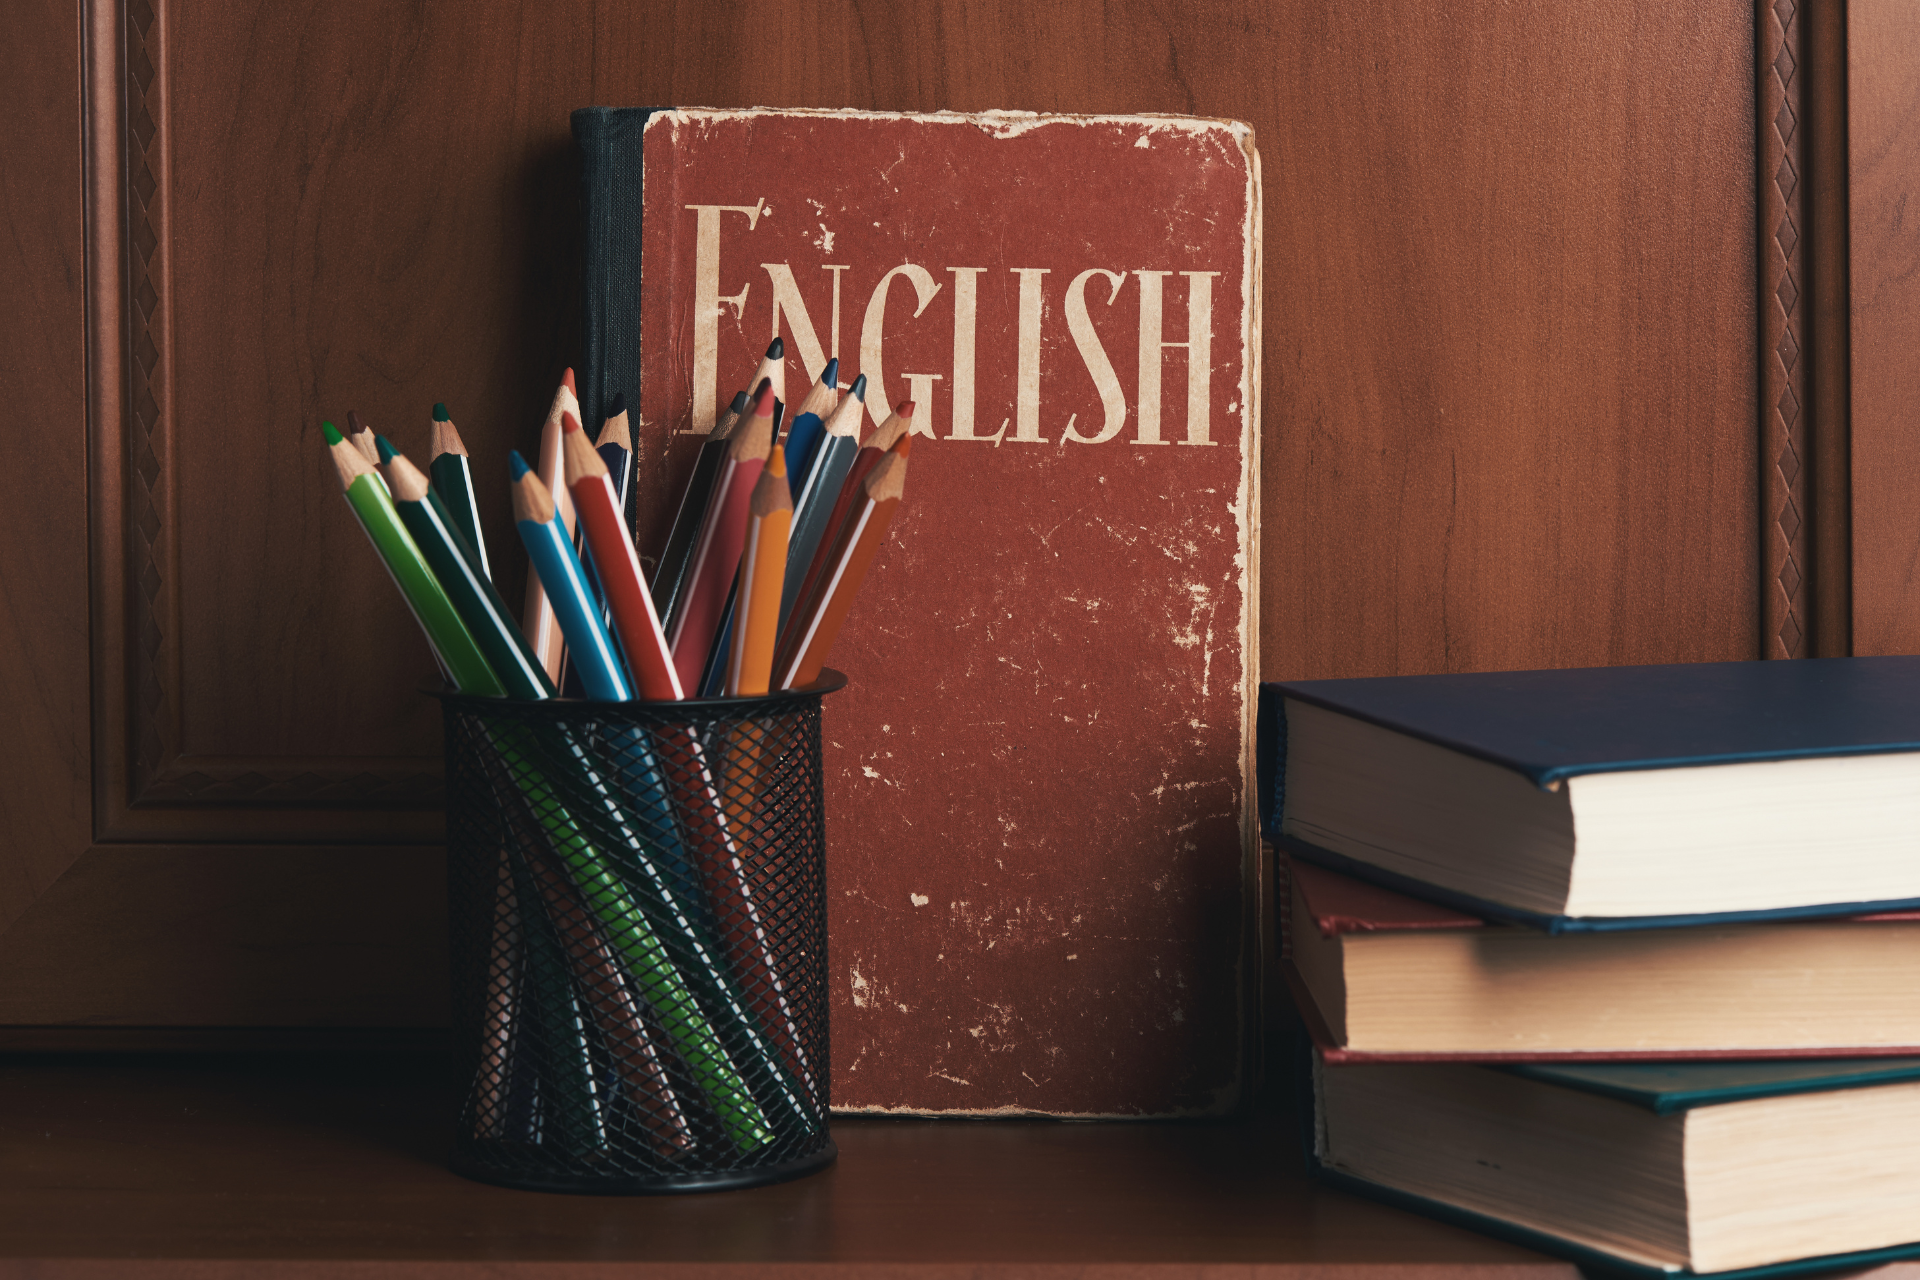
<box><xmin>440</xmin><ymin>673</ymin><xmax>842</xmax><ymax>1193</ymax></box>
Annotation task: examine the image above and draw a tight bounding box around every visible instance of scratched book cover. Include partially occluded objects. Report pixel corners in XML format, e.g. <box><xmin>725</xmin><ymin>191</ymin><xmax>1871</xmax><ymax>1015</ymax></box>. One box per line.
<box><xmin>633</xmin><ymin>108</ymin><xmax>1260</xmax><ymax>1115</ymax></box>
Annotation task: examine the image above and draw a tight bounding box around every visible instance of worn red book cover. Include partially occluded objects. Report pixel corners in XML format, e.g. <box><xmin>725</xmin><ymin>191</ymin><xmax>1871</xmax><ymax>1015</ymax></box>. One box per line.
<box><xmin>632</xmin><ymin>109</ymin><xmax>1260</xmax><ymax>1114</ymax></box>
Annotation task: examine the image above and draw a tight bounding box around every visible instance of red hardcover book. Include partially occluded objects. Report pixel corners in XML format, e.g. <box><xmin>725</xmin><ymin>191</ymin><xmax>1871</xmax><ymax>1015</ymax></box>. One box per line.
<box><xmin>602</xmin><ymin>108</ymin><xmax>1262</xmax><ymax>1114</ymax></box>
<box><xmin>1285</xmin><ymin>857</ymin><xmax>1920</xmax><ymax>1063</ymax></box>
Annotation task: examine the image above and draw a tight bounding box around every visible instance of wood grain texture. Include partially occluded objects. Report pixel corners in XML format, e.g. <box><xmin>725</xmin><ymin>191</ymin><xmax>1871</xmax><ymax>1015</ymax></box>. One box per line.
<box><xmin>1805</xmin><ymin>0</ymin><xmax>1852</xmax><ymax>657</ymax></box>
<box><xmin>1847</xmin><ymin>0</ymin><xmax>1920</xmax><ymax>657</ymax></box>
<box><xmin>1261</xmin><ymin>2</ymin><xmax>1760</xmax><ymax>679</ymax></box>
<box><xmin>0</xmin><ymin>1054</ymin><xmax>1566</xmax><ymax>1272</ymax></box>
<box><xmin>0</xmin><ymin>0</ymin><xmax>92</xmax><ymax>940</ymax></box>
<box><xmin>12</xmin><ymin>0</ymin><xmax>1772</xmax><ymax>1032</ymax></box>
<box><xmin>0</xmin><ymin>847</ymin><xmax>449</xmax><ymax>1026</ymax></box>
<box><xmin>1759</xmin><ymin>0</ymin><xmax>1811</xmax><ymax>658</ymax></box>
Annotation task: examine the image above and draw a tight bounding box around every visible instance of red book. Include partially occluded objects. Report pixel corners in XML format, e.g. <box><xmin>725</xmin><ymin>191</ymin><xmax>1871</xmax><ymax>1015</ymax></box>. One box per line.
<box><xmin>591</xmin><ymin>106</ymin><xmax>1260</xmax><ymax>1115</ymax></box>
<box><xmin>1285</xmin><ymin>856</ymin><xmax>1920</xmax><ymax>1063</ymax></box>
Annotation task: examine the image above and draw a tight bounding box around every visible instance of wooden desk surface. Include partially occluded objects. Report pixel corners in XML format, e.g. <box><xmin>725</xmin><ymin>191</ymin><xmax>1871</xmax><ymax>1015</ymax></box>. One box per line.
<box><xmin>0</xmin><ymin>1052</ymin><xmax>1573</xmax><ymax>1277</ymax></box>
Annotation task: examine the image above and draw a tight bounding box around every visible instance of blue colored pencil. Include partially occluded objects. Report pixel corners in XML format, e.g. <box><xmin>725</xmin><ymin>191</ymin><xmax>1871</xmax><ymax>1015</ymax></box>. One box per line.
<box><xmin>510</xmin><ymin>451</ymin><xmax>631</xmax><ymax>702</ymax></box>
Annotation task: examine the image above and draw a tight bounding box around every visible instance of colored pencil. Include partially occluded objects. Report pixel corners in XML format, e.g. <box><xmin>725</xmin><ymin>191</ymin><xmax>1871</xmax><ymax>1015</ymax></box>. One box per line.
<box><xmin>522</xmin><ymin>372</ymin><xmax>582</xmax><ymax>685</ymax></box>
<box><xmin>667</xmin><ymin>383</ymin><xmax>773</xmax><ymax>691</ymax></box>
<box><xmin>324</xmin><ymin>422</ymin><xmax>504</xmax><ymax>696</ymax></box>
<box><xmin>489</xmin><ymin>732</ymin><xmax>781</xmax><ymax>1151</ymax></box>
<box><xmin>782</xmin><ymin>400</ymin><xmax>913</xmax><ymax>653</ymax></box>
<box><xmin>775</xmin><ymin>433</ymin><xmax>913</xmax><ymax>690</ymax></box>
<box><xmin>653</xmin><ymin>389</ymin><xmax>747</xmax><ymax>624</ymax></box>
<box><xmin>429</xmin><ymin>402</ymin><xmax>490</xmax><ymax>582</ymax></box>
<box><xmin>510</xmin><ymin>451</ymin><xmax>631</xmax><ymax>702</ymax></box>
<box><xmin>695</xmin><ymin>397</ymin><xmax>785</xmax><ymax>698</ymax></box>
<box><xmin>777</xmin><ymin>373</ymin><xmax>866</xmax><ymax>637</ymax></box>
<box><xmin>595</xmin><ymin>391</ymin><xmax>633</xmax><ymax>511</ymax></box>
<box><xmin>750</xmin><ymin>335</ymin><xmax>785</xmax><ymax>411</ymax></box>
<box><xmin>726</xmin><ymin>447</ymin><xmax>792</xmax><ymax>698</ymax></box>
<box><xmin>781</xmin><ymin>356</ymin><xmax>838</xmax><ymax>485</ymax></box>
<box><xmin>381</xmin><ymin>441</ymin><xmax>555</xmax><ymax>700</ymax></box>
<box><xmin>520</xmin><ymin>822</ymin><xmax>691</xmax><ymax>1155</ymax></box>
<box><xmin>561</xmin><ymin>410</ymin><xmax>683</xmax><ymax>701</ymax></box>
<box><xmin>346</xmin><ymin>410</ymin><xmax>382</xmax><ymax>468</ymax></box>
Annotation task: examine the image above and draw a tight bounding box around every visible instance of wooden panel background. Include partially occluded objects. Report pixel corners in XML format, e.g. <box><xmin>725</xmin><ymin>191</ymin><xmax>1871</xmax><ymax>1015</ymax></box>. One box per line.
<box><xmin>1848</xmin><ymin>0</ymin><xmax>1920</xmax><ymax>657</ymax></box>
<box><xmin>0</xmin><ymin>0</ymin><xmax>1793</xmax><ymax>1060</ymax></box>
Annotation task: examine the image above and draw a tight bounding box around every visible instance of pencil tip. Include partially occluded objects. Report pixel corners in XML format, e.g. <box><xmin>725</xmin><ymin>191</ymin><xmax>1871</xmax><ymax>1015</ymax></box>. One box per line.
<box><xmin>562</xmin><ymin>367</ymin><xmax>577</xmax><ymax>395</ymax></box>
<box><xmin>766</xmin><ymin>337</ymin><xmax>784</xmax><ymax>359</ymax></box>
<box><xmin>322</xmin><ymin>421</ymin><xmax>342</xmax><ymax>445</ymax></box>
<box><xmin>432</xmin><ymin>402</ymin><xmax>449</xmax><ymax>422</ymax></box>
<box><xmin>822</xmin><ymin>356</ymin><xmax>838</xmax><ymax>387</ymax></box>
<box><xmin>508</xmin><ymin>450</ymin><xmax>531</xmax><ymax>480</ymax></box>
<box><xmin>562</xmin><ymin>409</ymin><xmax>582</xmax><ymax>435</ymax></box>
<box><xmin>609</xmin><ymin>390</ymin><xmax>626</xmax><ymax>417</ymax></box>
<box><xmin>849</xmin><ymin>374</ymin><xmax>868</xmax><ymax>401</ymax></box>
<box><xmin>375</xmin><ymin>435</ymin><xmax>398</xmax><ymax>463</ymax></box>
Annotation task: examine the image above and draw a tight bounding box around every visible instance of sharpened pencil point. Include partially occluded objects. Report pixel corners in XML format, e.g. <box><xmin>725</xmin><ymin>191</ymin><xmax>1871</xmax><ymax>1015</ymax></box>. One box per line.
<box><xmin>609</xmin><ymin>390</ymin><xmax>625</xmax><ymax>418</ymax></box>
<box><xmin>322</xmin><ymin>421</ymin><xmax>343</xmax><ymax>445</ymax></box>
<box><xmin>822</xmin><ymin>357</ymin><xmax>839</xmax><ymax>388</ymax></box>
<box><xmin>849</xmin><ymin>374</ymin><xmax>867</xmax><ymax>401</ymax></box>
<box><xmin>508</xmin><ymin>450</ymin><xmax>531</xmax><ymax>480</ymax></box>
<box><xmin>432</xmin><ymin>403</ymin><xmax>450</xmax><ymax>422</ymax></box>
<box><xmin>376</xmin><ymin>435</ymin><xmax>399</xmax><ymax>463</ymax></box>
<box><xmin>562</xmin><ymin>409</ymin><xmax>582</xmax><ymax>435</ymax></box>
<box><xmin>766</xmin><ymin>337</ymin><xmax>784</xmax><ymax>359</ymax></box>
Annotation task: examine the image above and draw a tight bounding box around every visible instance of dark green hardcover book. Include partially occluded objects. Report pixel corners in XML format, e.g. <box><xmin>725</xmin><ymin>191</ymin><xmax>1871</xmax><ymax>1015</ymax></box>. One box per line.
<box><xmin>1311</xmin><ymin>1053</ymin><xmax>1920</xmax><ymax>1276</ymax></box>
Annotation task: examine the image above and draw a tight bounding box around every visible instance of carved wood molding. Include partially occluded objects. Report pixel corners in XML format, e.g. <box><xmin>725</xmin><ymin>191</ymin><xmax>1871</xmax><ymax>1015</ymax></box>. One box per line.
<box><xmin>92</xmin><ymin>0</ymin><xmax>441</xmax><ymax>841</ymax></box>
<box><xmin>1760</xmin><ymin>0</ymin><xmax>1810</xmax><ymax>659</ymax></box>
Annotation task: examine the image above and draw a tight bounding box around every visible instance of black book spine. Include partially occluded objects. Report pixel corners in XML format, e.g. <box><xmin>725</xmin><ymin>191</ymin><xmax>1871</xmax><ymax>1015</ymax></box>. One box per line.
<box><xmin>572</xmin><ymin>106</ymin><xmax>662</xmax><ymax>539</ymax></box>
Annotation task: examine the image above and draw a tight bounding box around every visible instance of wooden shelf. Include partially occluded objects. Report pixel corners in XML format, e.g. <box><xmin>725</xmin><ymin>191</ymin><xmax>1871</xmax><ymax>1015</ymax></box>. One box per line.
<box><xmin>0</xmin><ymin>1052</ymin><xmax>1570</xmax><ymax>1276</ymax></box>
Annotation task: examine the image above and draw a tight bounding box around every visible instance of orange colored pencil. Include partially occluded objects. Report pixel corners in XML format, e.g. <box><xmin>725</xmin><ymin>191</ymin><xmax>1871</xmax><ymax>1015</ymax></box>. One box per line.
<box><xmin>725</xmin><ymin>448</ymin><xmax>792</xmax><ymax>698</ymax></box>
<box><xmin>775</xmin><ymin>433</ymin><xmax>911</xmax><ymax>691</ymax></box>
<box><xmin>561</xmin><ymin>410</ymin><xmax>684</xmax><ymax>701</ymax></box>
<box><xmin>781</xmin><ymin>401</ymin><xmax>913</xmax><ymax>656</ymax></box>
<box><xmin>522</xmin><ymin>371</ymin><xmax>581</xmax><ymax>682</ymax></box>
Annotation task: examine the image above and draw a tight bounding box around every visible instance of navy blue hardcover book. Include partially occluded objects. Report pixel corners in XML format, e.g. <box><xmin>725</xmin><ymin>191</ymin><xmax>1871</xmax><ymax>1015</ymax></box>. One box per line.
<box><xmin>1257</xmin><ymin>658</ymin><xmax>1920</xmax><ymax>931</ymax></box>
<box><xmin>1311</xmin><ymin>1054</ymin><xmax>1920</xmax><ymax>1278</ymax></box>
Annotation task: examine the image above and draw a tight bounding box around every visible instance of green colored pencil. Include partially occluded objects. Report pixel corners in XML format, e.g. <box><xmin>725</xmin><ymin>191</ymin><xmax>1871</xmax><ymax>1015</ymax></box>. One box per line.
<box><xmin>429</xmin><ymin>403</ymin><xmax>491</xmax><ymax>582</ymax></box>
<box><xmin>324</xmin><ymin>422</ymin><xmax>504</xmax><ymax>696</ymax></box>
<box><xmin>379</xmin><ymin>440</ymin><xmax>554</xmax><ymax>701</ymax></box>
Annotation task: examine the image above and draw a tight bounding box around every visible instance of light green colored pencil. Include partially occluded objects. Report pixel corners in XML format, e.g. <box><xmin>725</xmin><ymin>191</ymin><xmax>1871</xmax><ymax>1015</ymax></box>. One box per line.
<box><xmin>325</xmin><ymin>421</ymin><xmax>505</xmax><ymax>697</ymax></box>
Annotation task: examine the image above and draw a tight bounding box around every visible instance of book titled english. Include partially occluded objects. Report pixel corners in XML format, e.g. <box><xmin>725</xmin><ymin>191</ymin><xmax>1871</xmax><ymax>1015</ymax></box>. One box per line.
<box><xmin>1259</xmin><ymin>658</ymin><xmax>1920</xmax><ymax>931</ymax></box>
<box><xmin>577</xmin><ymin>107</ymin><xmax>1261</xmax><ymax>1114</ymax></box>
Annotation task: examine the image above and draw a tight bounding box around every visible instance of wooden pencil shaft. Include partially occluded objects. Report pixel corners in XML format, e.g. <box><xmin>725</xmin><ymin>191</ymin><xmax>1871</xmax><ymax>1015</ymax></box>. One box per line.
<box><xmin>392</xmin><ymin>480</ymin><xmax>553</xmax><ymax>701</ymax></box>
<box><xmin>777</xmin><ymin>434</ymin><xmax>860</xmax><ymax>637</ymax></box>
<box><xmin>667</xmin><ymin>446</ymin><xmax>766</xmax><ymax>690</ymax></box>
<box><xmin>652</xmin><ymin>440</ymin><xmax>727</xmax><ymax>623</ymax></box>
<box><xmin>515</xmin><ymin>482</ymin><xmax>632</xmax><ymax>701</ymax></box>
<box><xmin>568</xmin><ymin>466</ymin><xmax>684</xmax><ymax>701</ymax></box>
<box><xmin>428</xmin><ymin>452</ymin><xmax>491</xmax><ymax>582</ymax></box>
<box><xmin>523</xmin><ymin>835</ymin><xmax>691</xmax><ymax>1154</ymax></box>
<box><xmin>489</xmin><ymin>730</ymin><xmax>777</xmax><ymax>1150</ymax></box>
<box><xmin>336</xmin><ymin>465</ymin><xmax>505</xmax><ymax>697</ymax></box>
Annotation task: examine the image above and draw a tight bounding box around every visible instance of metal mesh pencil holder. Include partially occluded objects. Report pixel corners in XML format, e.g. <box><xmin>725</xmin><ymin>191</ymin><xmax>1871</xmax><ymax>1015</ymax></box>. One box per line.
<box><xmin>439</xmin><ymin>672</ymin><xmax>842</xmax><ymax>1194</ymax></box>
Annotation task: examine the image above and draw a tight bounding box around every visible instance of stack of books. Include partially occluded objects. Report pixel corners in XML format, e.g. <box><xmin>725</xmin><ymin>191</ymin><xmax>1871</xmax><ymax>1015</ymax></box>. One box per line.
<box><xmin>1260</xmin><ymin>657</ymin><xmax>1920</xmax><ymax>1278</ymax></box>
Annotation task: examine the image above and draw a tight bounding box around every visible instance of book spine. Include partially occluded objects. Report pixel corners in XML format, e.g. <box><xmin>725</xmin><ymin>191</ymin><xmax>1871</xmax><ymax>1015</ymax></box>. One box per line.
<box><xmin>572</xmin><ymin>106</ymin><xmax>661</xmax><ymax>536</ymax></box>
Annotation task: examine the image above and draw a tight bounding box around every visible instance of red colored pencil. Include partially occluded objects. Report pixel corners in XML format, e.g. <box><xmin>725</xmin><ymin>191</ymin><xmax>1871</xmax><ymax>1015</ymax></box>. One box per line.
<box><xmin>667</xmin><ymin>383</ymin><xmax>773</xmax><ymax>691</ymax></box>
<box><xmin>562</xmin><ymin>410</ymin><xmax>683</xmax><ymax>701</ymax></box>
